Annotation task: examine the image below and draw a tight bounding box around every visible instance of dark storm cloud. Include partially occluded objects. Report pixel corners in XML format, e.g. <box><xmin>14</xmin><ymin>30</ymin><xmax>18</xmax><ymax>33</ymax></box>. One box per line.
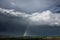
<box><xmin>0</xmin><ymin>16</ymin><xmax>28</xmax><ymax>35</ymax></box>
<box><xmin>0</xmin><ymin>9</ymin><xmax>29</xmax><ymax>35</ymax></box>
<box><xmin>0</xmin><ymin>7</ymin><xmax>60</xmax><ymax>36</ymax></box>
<box><xmin>24</xmin><ymin>25</ymin><xmax>60</xmax><ymax>36</ymax></box>
<box><xmin>50</xmin><ymin>5</ymin><xmax>60</xmax><ymax>13</ymax></box>
<box><xmin>0</xmin><ymin>0</ymin><xmax>60</xmax><ymax>36</ymax></box>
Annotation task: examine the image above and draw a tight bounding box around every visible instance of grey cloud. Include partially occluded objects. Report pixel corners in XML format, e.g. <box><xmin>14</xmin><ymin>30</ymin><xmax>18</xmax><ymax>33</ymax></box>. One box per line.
<box><xmin>0</xmin><ymin>8</ymin><xmax>29</xmax><ymax>35</ymax></box>
<box><xmin>8</xmin><ymin>0</ymin><xmax>59</xmax><ymax>13</ymax></box>
<box><xmin>0</xmin><ymin>8</ymin><xmax>60</xmax><ymax>36</ymax></box>
<box><xmin>0</xmin><ymin>8</ymin><xmax>60</xmax><ymax>26</ymax></box>
<box><xmin>0</xmin><ymin>0</ymin><xmax>60</xmax><ymax>36</ymax></box>
<box><xmin>0</xmin><ymin>0</ymin><xmax>60</xmax><ymax>13</ymax></box>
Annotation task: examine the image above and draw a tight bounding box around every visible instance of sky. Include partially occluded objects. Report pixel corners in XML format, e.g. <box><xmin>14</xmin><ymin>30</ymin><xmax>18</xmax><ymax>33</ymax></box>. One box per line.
<box><xmin>0</xmin><ymin>0</ymin><xmax>60</xmax><ymax>36</ymax></box>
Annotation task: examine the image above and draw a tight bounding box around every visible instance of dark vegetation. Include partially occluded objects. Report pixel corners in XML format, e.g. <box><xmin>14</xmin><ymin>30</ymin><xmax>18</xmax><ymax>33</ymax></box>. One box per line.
<box><xmin>0</xmin><ymin>36</ymin><xmax>60</xmax><ymax>40</ymax></box>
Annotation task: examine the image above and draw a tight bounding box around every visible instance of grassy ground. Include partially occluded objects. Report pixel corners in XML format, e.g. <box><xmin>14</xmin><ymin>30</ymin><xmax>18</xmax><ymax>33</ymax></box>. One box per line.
<box><xmin>0</xmin><ymin>36</ymin><xmax>60</xmax><ymax>40</ymax></box>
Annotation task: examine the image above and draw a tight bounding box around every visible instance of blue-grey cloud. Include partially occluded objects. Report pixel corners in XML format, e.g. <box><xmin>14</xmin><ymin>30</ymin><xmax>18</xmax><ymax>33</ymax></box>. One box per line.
<box><xmin>0</xmin><ymin>8</ymin><xmax>60</xmax><ymax>36</ymax></box>
<box><xmin>8</xmin><ymin>0</ymin><xmax>60</xmax><ymax>13</ymax></box>
<box><xmin>0</xmin><ymin>8</ymin><xmax>29</xmax><ymax>35</ymax></box>
<box><xmin>0</xmin><ymin>8</ymin><xmax>60</xmax><ymax>26</ymax></box>
<box><xmin>0</xmin><ymin>0</ymin><xmax>60</xmax><ymax>13</ymax></box>
<box><xmin>0</xmin><ymin>0</ymin><xmax>60</xmax><ymax>36</ymax></box>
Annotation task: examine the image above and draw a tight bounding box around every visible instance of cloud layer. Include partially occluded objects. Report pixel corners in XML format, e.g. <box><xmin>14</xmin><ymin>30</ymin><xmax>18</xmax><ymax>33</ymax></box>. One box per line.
<box><xmin>0</xmin><ymin>8</ymin><xmax>60</xmax><ymax>36</ymax></box>
<box><xmin>8</xmin><ymin>0</ymin><xmax>59</xmax><ymax>13</ymax></box>
<box><xmin>0</xmin><ymin>8</ymin><xmax>60</xmax><ymax>26</ymax></box>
